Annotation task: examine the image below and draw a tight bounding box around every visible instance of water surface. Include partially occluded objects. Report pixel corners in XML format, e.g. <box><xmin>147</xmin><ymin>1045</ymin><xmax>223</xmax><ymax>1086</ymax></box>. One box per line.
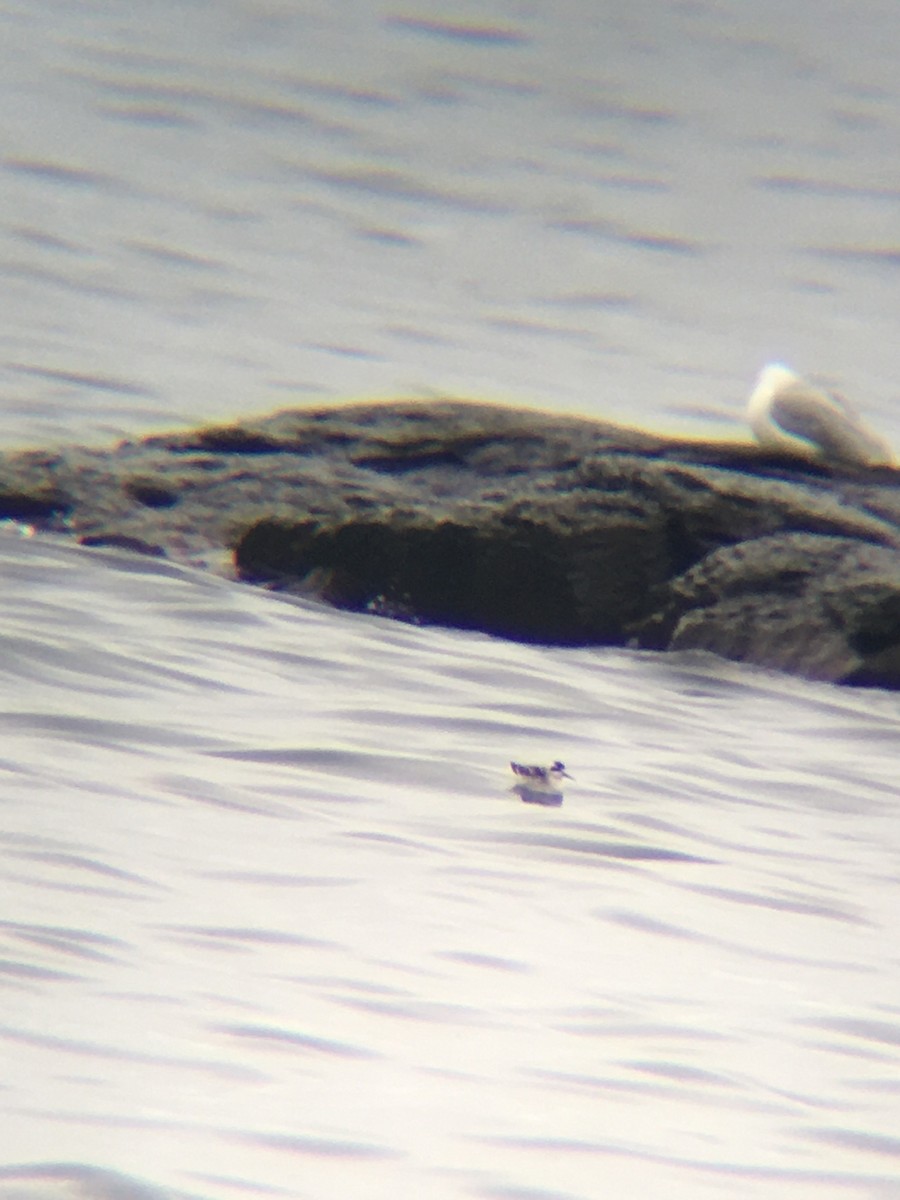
<box><xmin>1</xmin><ymin>0</ymin><xmax>898</xmax><ymax>446</ymax></box>
<box><xmin>1</xmin><ymin>531</ymin><xmax>899</xmax><ymax>1198</ymax></box>
<box><xmin>1</xmin><ymin>2</ymin><xmax>900</xmax><ymax>1195</ymax></box>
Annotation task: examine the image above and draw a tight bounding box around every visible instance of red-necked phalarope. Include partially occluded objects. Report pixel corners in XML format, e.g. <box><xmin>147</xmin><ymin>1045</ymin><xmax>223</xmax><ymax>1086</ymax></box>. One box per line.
<box><xmin>747</xmin><ymin>364</ymin><xmax>894</xmax><ymax>467</ymax></box>
<box><xmin>510</xmin><ymin>760</ymin><xmax>571</xmax><ymax>807</ymax></box>
<box><xmin>510</xmin><ymin>760</ymin><xmax>572</xmax><ymax>786</ymax></box>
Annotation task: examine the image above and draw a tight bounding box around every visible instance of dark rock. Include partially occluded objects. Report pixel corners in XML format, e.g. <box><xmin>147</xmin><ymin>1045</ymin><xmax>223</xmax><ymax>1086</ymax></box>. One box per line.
<box><xmin>78</xmin><ymin>533</ymin><xmax>167</xmax><ymax>556</ymax></box>
<box><xmin>122</xmin><ymin>478</ymin><xmax>179</xmax><ymax>509</ymax></box>
<box><xmin>0</xmin><ymin>483</ymin><xmax>69</xmax><ymax>521</ymax></box>
<box><xmin>632</xmin><ymin>533</ymin><xmax>900</xmax><ymax>682</ymax></box>
<box><xmin>236</xmin><ymin>507</ymin><xmax>671</xmax><ymax>643</ymax></box>
<box><xmin>3</xmin><ymin>396</ymin><xmax>900</xmax><ymax>685</ymax></box>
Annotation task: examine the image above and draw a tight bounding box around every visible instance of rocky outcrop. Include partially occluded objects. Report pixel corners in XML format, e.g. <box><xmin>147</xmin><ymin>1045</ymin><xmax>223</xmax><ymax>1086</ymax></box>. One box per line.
<box><xmin>634</xmin><ymin>533</ymin><xmax>900</xmax><ymax>687</ymax></box>
<box><xmin>3</xmin><ymin>397</ymin><xmax>900</xmax><ymax>685</ymax></box>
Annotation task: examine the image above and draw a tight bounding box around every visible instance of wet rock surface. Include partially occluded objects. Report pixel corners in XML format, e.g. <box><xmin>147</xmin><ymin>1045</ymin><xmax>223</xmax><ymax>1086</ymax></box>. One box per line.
<box><xmin>4</xmin><ymin>397</ymin><xmax>900</xmax><ymax>685</ymax></box>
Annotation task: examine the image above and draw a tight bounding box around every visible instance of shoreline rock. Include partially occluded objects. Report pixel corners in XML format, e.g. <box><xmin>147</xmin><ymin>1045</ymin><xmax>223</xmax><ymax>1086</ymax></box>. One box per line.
<box><xmin>4</xmin><ymin>397</ymin><xmax>900</xmax><ymax>686</ymax></box>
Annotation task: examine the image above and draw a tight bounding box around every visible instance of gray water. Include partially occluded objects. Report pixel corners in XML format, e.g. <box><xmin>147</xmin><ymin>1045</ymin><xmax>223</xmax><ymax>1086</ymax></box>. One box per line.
<box><xmin>2</xmin><ymin>531</ymin><xmax>900</xmax><ymax>1200</ymax></box>
<box><xmin>1</xmin><ymin>2</ymin><xmax>900</xmax><ymax>1198</ymax></box>
<box><xmin>1</xmin><ymin>0</ymin><xmax>899</xmax><ymax>446</ymax></box>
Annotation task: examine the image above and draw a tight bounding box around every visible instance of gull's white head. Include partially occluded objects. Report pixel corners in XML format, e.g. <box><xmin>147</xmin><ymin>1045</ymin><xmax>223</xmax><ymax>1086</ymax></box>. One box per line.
<box><xmin>747</xmin><ymin>363</ymin><xmax>894</xmax><ymax>467</ymax></box>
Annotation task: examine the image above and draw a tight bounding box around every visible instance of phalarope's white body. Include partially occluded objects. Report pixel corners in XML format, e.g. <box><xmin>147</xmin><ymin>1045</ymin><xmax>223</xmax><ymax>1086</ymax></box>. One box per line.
<box><xmin>747</xmin><ymin>364</ymin><xmax>893</xmax><ymax>467</ymax></box>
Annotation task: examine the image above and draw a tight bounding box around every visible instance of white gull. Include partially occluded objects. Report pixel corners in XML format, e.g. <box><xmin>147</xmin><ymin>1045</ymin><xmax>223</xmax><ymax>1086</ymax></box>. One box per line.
<box><xmin>747</xmin><ymin>364</ymin><xmax>894</xmax><ymax>467</ymax></box>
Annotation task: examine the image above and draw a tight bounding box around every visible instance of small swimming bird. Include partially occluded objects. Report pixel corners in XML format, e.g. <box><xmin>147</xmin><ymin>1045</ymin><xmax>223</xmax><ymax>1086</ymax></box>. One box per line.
<box><xmin>510</xmin><ymin>760</ymin><xmax>572</xmax><ymax>788</ymax></box>
<box><xmin>747</xmin><ymin>364</ymin><xmax>894</xmax><ymax>467</ymax></box>
<box><xmin>510</xmin><ymin>760</ymin><xmax>571</xmax><ymax>807</ymax></box>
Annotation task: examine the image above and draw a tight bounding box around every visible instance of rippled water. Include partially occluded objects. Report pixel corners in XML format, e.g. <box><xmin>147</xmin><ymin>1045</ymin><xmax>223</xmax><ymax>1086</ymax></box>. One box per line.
<box><xmin>2</xmin><ymin>1</ymin><xmax>900</xmax><ymax>1196</ymax></box>
<box><xmin>2</xmin><ymin>531</ymin><xmax>900</xmax><ymax>1199</ymax></box>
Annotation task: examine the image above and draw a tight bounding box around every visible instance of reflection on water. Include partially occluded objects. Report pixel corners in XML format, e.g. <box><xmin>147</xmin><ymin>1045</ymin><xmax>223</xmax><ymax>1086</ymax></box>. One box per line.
<box><xmin>513</xmin><ymin>783</ymin><xmax>564</xmax><ymax>807</ymax></box>
<box><xmin>1</xmin><ymin>532</ymin><xmax>899</xmax><ymax>1199</ymax></box>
